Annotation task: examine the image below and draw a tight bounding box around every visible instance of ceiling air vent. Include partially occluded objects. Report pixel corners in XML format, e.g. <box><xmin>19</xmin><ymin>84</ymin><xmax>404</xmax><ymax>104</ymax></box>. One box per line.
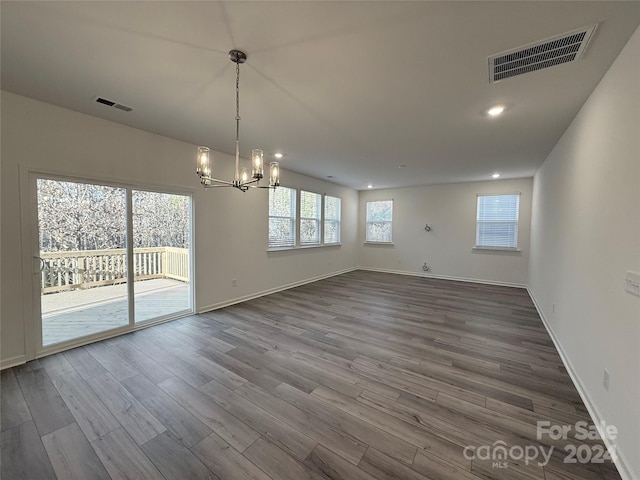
<box><xmin>94</xmin><ymin>96</ymin><xmax>133</xmax><ymax>112</ymax></box>
<box><xmin>488</xmin><ymin>24</ymin><xmax>597</xmax><ymax>83</ymax></box>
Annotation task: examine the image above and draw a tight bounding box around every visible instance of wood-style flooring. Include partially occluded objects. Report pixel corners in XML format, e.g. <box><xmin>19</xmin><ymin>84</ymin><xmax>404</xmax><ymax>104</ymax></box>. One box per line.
<box><xmin>1</xmin><ymin>270</ymin><xmax>622</xmax><ymax>480</ymax></box>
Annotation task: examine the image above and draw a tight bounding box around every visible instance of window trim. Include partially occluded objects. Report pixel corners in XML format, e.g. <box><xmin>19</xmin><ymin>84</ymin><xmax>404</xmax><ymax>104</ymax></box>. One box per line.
<box><xmin>474</xmin><ymin>193</ymin><xmax>520</xmax><ymax>251</ymax></box>
<box><xmin>365</xmin><ymin>199</ymin><xmax>394</xmax><ymax>244</ymax></box>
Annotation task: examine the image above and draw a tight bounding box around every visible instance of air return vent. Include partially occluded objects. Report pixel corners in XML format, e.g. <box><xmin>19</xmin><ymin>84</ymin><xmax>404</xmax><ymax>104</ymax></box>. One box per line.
<box><xmin>488</xmin><ymin>24</ymin><xmax>597</xmax><ymax>83</ymax></box>
<box><xmin>94</xmin><ymin>96</ymin><xmax>133</xmax><ymax>112</ymax></box>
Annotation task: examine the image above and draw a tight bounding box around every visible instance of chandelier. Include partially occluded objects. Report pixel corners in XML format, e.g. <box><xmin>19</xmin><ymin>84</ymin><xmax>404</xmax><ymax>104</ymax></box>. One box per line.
<box><xmin>196</xmin><ymin>50</ymin><xmax>280</xmax><ymax>192</ymax></box>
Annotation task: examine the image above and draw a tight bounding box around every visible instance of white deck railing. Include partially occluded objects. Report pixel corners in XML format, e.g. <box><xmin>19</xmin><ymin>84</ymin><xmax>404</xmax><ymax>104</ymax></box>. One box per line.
<box><xmin>40</xmin><ymin>247</ymin><xmax>189</xmax><ymax>293</ymax></box>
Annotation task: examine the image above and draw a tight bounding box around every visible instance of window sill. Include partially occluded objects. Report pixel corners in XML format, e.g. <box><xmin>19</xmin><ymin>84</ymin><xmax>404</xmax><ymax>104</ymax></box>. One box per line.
<box><xmin>267</xmin><ymin>243</ymin><xmax>341</xmax><ymax>252</ymax></box>
<box><xmin>364</xmin><ymin>241</ymin><xmax>394</xmax><ymax>246</ymax></box>
<box><xmin>472</xmin><ymin>246</ymin><xmax>521</xmax><ymax>253</ymax></box>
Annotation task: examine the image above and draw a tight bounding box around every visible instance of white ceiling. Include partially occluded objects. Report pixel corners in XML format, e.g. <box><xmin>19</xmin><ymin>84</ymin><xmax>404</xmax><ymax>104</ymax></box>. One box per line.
<box><xmin>2</xmin><ymin>1</ymin><xmax>639</xmax><ymax>190</ymax></box>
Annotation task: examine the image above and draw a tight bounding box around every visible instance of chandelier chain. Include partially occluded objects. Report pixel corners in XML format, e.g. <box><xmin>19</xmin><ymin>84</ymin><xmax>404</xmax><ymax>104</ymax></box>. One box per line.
<box><xmin>235</xmin><ymin>61</ymin><xmax>240</xmax><ymax>122</ymax></box>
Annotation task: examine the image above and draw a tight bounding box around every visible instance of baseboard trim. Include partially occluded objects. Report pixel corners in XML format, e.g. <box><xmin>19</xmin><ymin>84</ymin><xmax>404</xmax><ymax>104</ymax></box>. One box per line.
<box><xmin>1</xmin><ymin>354</ymin><xmax>26</xmax><ymax>370</ymax></box>
<box><xmin>199</xmin><ymin>267</ymin><xmax>358</xmax><ymax>313</ymax></box>
<box><xmin>357</xmin><ymin>267</ymin><xmax>527</xmax><ymax>289</ymax></box>
<box><xmin>527</xmin><ymin>287</ymin><xmax>636</xmax><ymax>480</ymax></box>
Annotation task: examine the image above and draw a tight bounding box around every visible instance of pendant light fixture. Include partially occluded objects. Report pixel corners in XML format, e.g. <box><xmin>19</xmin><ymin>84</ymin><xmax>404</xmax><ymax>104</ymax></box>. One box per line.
<box><xmin>196</xmin><ymin>50</ymin><xmax>280</xmax><ymax>191</ymax></box>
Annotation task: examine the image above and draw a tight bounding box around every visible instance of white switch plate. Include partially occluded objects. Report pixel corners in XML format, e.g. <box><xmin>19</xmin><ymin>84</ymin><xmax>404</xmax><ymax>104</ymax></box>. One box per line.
<box><xmin>625</xmin><ymin>271</ymin><xmax>640</xmax><ymax>297</ymax></box>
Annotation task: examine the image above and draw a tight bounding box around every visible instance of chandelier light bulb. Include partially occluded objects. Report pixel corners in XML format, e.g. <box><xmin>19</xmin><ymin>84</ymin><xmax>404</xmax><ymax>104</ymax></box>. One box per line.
<box><xmin>196</xmin><ymin>146</ymin><xmax>211</xmax><ymax>182</ymax></box>
<box><xmin>252</xmin><ymin>149</ymin><xmax>264</xmax><ymax>179</ymax></box>
<box><xmin>270</xmin><ymin>162</ymin><xmax>280</xmax><ymax>186</ymax></box>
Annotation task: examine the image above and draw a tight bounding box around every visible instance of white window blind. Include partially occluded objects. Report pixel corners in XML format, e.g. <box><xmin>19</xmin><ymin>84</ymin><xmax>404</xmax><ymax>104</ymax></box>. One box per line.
<box><xmin>269</xmin><ymin>186</ymin><xmax>296</xmax><ymax>248</ymax></box>
<box><xmin>324</xmin><ymin>195</ymin><xmax>341</xmax><ymax>244</ymax></box>
<box><xmin>300</xmin><ymin>190</ymin><xmax>321</xmax><ymax>245</ymax></box>
<box><xmin>366</xmin><ymin>200</ymin><xmax>393</xmax><ymax>242</ymax></box>
<box><xmin>476</xmin><ymin>194</ymin><xmax>520</xmax><ymax>248</ymax></box>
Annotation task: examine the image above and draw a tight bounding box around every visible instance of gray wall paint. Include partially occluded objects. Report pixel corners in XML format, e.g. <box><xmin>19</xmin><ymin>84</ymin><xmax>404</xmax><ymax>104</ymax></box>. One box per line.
<box><xmin>529</xmin><ymin>26</ymin><xmax>640</xmax><ymax>479</ymax></box>
<box><xmin>358</xmin><ymin>178</ymin><xmax>532</xmax><ymax>286</ymax></box>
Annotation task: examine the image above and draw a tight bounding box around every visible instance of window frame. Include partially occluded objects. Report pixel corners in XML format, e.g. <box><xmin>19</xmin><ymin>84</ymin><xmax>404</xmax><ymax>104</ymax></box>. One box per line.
<box><xmin>268</xmin><ymin>186</ymin><xmax>297</xmax><ymax>249</ymax></box>
<box><xmin>474</xmin><ymin>193</ymin><xmax>521</xmax><ymax>250</ymax></box>
<box><xmin>365</xmin><ymin>199</ymin><xmax>394</xmax><ymax>244</ymax></box>
<box><xmin>323</xmin><ymin>195</ymin><xmax>341</xmax><ymax>245</ymax></box>
<box><xmin>300</xmin><ymin>190</ymin><xmax>322</xmax><ymax>246</ymax></box>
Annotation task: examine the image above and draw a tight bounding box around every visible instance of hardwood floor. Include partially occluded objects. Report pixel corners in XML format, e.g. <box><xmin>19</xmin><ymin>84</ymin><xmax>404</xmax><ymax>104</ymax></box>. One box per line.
<box><xmin>1</xmin><ymin>270</ymin><xmax>622</xmax><ymax>480</ymax></box>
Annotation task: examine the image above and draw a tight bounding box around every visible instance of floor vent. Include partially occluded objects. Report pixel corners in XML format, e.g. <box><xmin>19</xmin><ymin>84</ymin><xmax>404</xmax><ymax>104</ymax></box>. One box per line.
<box><xmin>488</xmin><ymin>24</ymin><xmax>597</xmax><ymax>83</ymax></box>
<box><xmin>95</xmin><ymin>96</ymin><xmax>133</xmax><ymax>112</ymax></box>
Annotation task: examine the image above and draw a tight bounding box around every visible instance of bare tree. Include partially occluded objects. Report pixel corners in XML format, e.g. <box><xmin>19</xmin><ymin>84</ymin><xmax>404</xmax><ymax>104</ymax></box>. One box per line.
<box><xmin>38</xmin><ymin>179</ymin><xmax>189</xmax><ymax>252</ymax></box>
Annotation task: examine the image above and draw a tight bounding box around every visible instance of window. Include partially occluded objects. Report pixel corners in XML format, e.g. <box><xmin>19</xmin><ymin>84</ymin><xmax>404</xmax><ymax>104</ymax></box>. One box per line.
<box><xmin>476</xmin><ymin>194</ymin><xmax>520</xmax><ymax>248</ymax></box>
<box><xmin>269</xmin><ymin>186</ymin><xmax>296</xmax><ymax>248</ymax></box>
<box><xmin>366</xmin><ymin>200</ymin><xmax>393</xmax><ymax>243</ymax></box>
<box><xmin>269</xmin><ymin>187</ymin><xmax>342</xmax><ymax>249</ymax></box>
<box><xmin>324</xmin><ymin>195</ymin><xmax>341</xmax><ymax>244</ymax></box>
<box><xmin>300</xmin><ymin>191</ymin><xmax>322</xmax><ymax>245</ymax></box>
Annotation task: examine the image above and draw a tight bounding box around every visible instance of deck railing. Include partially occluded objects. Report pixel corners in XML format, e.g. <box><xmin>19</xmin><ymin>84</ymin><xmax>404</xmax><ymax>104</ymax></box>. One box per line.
<box><xmin>40</xmin><ymin>247</ymin><xmax>189</xmax><ymax>293</ymax></box>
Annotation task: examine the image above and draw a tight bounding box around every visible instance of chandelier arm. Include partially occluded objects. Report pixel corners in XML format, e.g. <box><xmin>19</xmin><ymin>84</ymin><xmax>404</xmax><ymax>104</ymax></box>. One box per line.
<box><xmin>239</xmin><ymin>177</ymin><xmax>261</xmax><ymax>187</ymax></box>
<box><xmin>201</xmin><ymin>182</ymin><xmax>250</xmax><ymax>192</ymax></box>
<box><xmin>201</xmin><ymin>177</ymin><xmax>235</xmax><ymax>187</ymax></box>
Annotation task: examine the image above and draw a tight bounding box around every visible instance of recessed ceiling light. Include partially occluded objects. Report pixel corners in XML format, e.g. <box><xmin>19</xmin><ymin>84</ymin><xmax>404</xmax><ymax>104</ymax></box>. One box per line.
<box><xmin>398</xmin><ymin>164</ymin><xmax>407</xmax><ymax>168</ymax></box>
<box><xmin>367</xmin><ymin>184</ymin><xmax>373</xmax><ymax>189</ymax></box>
<box><xmin>274</xmin><ymin>153</ymin><xmax>283</xmax><ymax>159</ymax></box>
<box><xmin>487</xmin><ymin>105</ymin><xmax>505</xmax><ymax>117</ymax></box>
<box><xmin>492</xmin><ymin>173</ymin><xmax>501</xmax><ymax>179</ymax></box>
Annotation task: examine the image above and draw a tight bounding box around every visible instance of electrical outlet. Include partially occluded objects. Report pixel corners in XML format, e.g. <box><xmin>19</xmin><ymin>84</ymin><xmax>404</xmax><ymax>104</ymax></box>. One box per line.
<box><xmin>603</xmin><ymin>369</ymin><xmax>610</xmax><ymax>391</ymax></box>
<box><xmin>232</xmin><ymin>279</ymin><xmax>237</xmax><ymax>287</ymax></box>
<box><xmin>625</xmin><ymin>271</ymin><xmax>640</xmax><ymax>297</ymax></box>
<box><xmin>552</xmin><ymin>303</ymin><xmax>556</xmax><ymax>313</ymax></box>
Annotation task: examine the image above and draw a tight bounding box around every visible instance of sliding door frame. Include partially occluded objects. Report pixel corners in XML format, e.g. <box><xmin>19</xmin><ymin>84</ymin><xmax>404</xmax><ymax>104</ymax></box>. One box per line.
<box><xmin>20</xmin><ymin>167</ymin><xmax>195</xmax><ymax>360</ymax></box>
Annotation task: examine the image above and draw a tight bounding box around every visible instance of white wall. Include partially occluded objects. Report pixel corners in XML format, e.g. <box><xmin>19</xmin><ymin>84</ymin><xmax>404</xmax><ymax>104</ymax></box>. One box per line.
<box><xmin>0</xmin><ymin>91</ymin><xmax>358</xmax><ymax>367</ymax></box>
<box><xmin>529</xmin><ymin>27</ymin><xmax>640</xmax><ymax>480</ymax></box>
<box><xmin>358</xmin><ymin>178</ymin><xmax>532</xmax><ymax>286</ymax></box>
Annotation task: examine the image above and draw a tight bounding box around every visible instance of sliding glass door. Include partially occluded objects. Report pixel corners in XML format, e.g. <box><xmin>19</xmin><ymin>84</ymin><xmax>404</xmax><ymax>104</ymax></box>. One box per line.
<box><xmin>132</xmin><ymin>190</ymin><xmax>191</xmax><ymax>323</ymax></box>
<box><xmin>35</xmin><ymin>176</ymin><xmax>192</xmax><ymax>350</ymax></box>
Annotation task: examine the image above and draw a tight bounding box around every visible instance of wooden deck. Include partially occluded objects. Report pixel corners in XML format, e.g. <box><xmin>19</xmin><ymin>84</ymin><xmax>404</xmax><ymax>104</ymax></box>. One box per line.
<box><xmin>42</xmin><ymin>279</ymin><xmax>190</xmax><ymax>346</ymax></box>
<box><xmin>2</xmin><ymin>271</ymin><xmax>621</xmax><ymax>480</ymax></box>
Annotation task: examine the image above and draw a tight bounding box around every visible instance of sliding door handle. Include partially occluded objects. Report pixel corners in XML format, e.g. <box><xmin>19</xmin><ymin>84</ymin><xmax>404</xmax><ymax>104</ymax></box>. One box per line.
<box><xmin>33</xmin><ymin>256</ymin><xmax>45</xmax><ymax>274</ymax></box>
